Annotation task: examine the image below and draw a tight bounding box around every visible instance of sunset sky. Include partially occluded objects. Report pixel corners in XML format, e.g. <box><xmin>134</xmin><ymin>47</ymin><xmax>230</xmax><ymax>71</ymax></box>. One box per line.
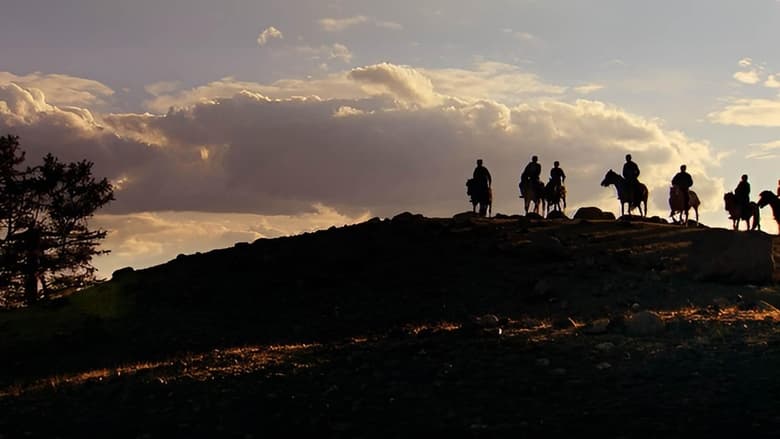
<box><xmin>2</xmin><ymin>0</ymin><xmax>780</xmax><ymax>275</ymax></box>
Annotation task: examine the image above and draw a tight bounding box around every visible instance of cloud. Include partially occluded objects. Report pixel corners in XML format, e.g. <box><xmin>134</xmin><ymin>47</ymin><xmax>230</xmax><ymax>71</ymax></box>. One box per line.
<box><xmin>0</xmin><ymin>71</ymin><xmax>114</xmax><ymax>107</ymax></box>
<box><xmin>708</xmin><ymin>98</ymin><xmax>780</xmax><ymax>127</ymax></box>
<box><xmin>145</xmin><ymin>80</ymin><xmax>182</xmax><ymax>96</ymax></box>
<box><xmin>257</xmin><ymin>26</ymin><xmax>283</xmax><ymax>46</ymax></box>
<box><xmin>738</xmin><ymin>58</ymin><xmax>753</xmax><ymax>68</ymax></box>
<box><xmin>296</xmin><ymin>43</ymin><xmax>353</xmax><ymax>63</ymax></box>
<box><xmin>573</xmin><ymin>84</ymin><xmax>604</xmax><ymax>95</ymax></box>
<box><xmin>319</xmin><ymin>16</ymin><xmax>369</xmax><ymax>31</ymax></box>
<box><xmin>419</xmin><ymin>62</ymin><xmax>566</xmax><ymax>103</ymax></box>
<box><xmin>502</xmin><ymin>29</ymin><xmax>538</xmax><ymax>42</ymax></box>
<box><xmin>142</xmin><ymin>62</ymin><xmax>564</xmax><ymax>112</ymax></box>
<box><xmin>765</xmin><ymin>75</ymin><xmax>780</xmax><ymax>88</ymax></box>
<box><xmin>746</xmin><ymin>140</ymin><xmax>780</xmax><ymax>160</ymax></box>
<box><xmin>1</xmin><ymin>67</ymin><xmax>726</xmax><ymax>232</ymax></box>
<box><xmin>318</xmin><ymin>16</ymin><xmax>402</xmax><ymax>31</ymax></box>
<box><xmin>733</xmin><ymin>69</ymin><xmax>761</xmax><ymax>85</ymax></box>
<box><xmin>375</xmin><ymin>20</ymin><xmax>403</xmax><ymax>30</ymax></box>
<box><xmin>349</xmin><ymin>63</ymin><xmax>440</xmax><ymax>106</ymax></box>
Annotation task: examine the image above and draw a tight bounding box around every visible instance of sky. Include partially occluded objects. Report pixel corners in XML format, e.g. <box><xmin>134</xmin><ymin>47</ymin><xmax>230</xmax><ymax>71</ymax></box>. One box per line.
<box><xmin>2</xmin><ymin>0</ymin><xmax>780</xmax><ymax>275</ymax></box>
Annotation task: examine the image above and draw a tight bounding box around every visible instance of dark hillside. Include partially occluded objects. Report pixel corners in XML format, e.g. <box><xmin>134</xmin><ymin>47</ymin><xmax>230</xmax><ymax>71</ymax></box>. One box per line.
<box><xmin>2</xmin><ymin>211</ymin><xmax>780</xmax><ymax>437</ymax></box>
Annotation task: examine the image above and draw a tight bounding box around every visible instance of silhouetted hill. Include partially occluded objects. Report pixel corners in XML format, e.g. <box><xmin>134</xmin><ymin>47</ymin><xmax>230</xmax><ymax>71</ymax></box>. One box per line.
<box><xmin>2</xmin><ymin>211</ymin><xmax>780</xmax><ymax>437</ymax></box>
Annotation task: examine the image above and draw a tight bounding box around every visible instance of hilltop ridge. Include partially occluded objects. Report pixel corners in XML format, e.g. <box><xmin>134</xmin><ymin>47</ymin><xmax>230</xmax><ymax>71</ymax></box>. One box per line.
<box><xmin>2</xmin><ymin>209</ymin><xmax>780</xmax><ymax>437</ymax></box>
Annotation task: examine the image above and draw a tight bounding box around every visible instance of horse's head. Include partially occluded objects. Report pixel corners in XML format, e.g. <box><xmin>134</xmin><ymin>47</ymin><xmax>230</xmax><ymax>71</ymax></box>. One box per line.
<box><xmin>758</xmin><ymin>190</ymin><xmax>776</xmax><ymax>208</ymax></box>
<box><xmin>724</xmin><ymin>192</ymin><xmax>734</xmax><ymax>209</ymax></box>
<box><xmin>600</xmin><ymin>169</ymin><xmax>616</xmax><ymax>187</ymax></box>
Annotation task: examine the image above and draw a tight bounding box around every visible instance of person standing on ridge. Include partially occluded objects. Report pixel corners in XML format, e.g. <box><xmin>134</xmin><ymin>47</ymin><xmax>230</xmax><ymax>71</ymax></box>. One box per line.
<box><xmin>671</xmin><ymin>164</ymin><xmax>693</xmax><ymax>212</ymax></box>
<box><xmin>520</xmin><ymin>155</ymin><xmax>542</xmax><ymax>198</ymax></box>
<box><xmin>473</xmin><ymin>159</ymin><xmax>491</xmax><ymax>190</ymax></box>
<box><xmin>622</xmin><ymin>154</ymin><xmax>640</xmax><ymax>202</ymax></box>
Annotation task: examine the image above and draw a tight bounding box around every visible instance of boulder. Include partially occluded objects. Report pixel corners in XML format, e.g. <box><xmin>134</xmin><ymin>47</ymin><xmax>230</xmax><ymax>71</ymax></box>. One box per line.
<box><xmin>625</xmin><ymin>310</ymin><xmax>665</xmax><ymax>336</ymax></box>
<box><xmin>392</xmin><ymin>212</ymin><xmax>424</xmax><ymax>223</ymax></box>
<box><xmin>573</xmin><ymin>207</ymin><xmax>616</xmax><ymax>221</ymax></box>
<box><xmin>546</xmin><ymin>211</ymin><xmax>569</xmax><ymax>220</ymax></box>
<box><xmin>111</xmin><ymin>266</ymin><xmax>135</xmax><ymax>280</ymax></box>
<box><xmin>688</xmin><ymin>229</ymin><xmax>775</xmax><ymax>284</ymax></box>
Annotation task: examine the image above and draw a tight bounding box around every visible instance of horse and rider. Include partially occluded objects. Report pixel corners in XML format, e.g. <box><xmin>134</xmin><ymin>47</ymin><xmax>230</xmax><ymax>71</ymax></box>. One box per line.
<box><xmin>466</xmin><ymin>159</ymin><xmax>492</xmax><ymax>217</ymax></box>
<box><xmin>725</xmin><ymin>174</ymin><xmax>760</xmax><ymax>230</ymax></box>
<box><xmin>669</xmin><ymin>164</ymin><xmax>700</xmax><ymax>225</ymax></box>
<box><xmin>601</xmin><ymin>154</ymin><xmax>648</xmax><ymax>217</ymax></box>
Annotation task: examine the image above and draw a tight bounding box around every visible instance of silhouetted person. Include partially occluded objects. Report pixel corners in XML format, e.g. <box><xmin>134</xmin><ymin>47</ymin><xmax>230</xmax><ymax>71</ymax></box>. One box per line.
<box><xmin>671</xmin><ymin>164</ymin><xmax>693</xmax><ymax>211</ymax></box>
<box><xmin>735</xmin><ymin>174</ymin><xmax>751</xmax><ymax>209</ymax></box>
<box><xmin>473</xmin><ymin>159</ymin><xmax>492</xmax><ymax>190</ymax></box>
<box><xmin>520</xmin><ymin>155</ymin><xmax>541</xmax><ymax>198</ymax></box>
<box><xmin>622</xmin><ymin>154</ymin><xmax>640</xmax><ymax>202</ymax></box>
<box><xmin>549</xmin><ymin>160</ymin><xmax>566</xmax><ymax>191</ymax></box>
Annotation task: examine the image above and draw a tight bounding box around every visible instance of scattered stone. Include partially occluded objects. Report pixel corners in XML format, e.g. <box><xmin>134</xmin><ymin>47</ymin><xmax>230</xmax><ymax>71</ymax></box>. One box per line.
<box><xmin>551</xmin><ymin>368</ymin><xmax>567</xmax><ymax>375</ymax></box>
<box><xmin>473</xmin><ymin>314</ymin><xmax>501</xmax><ymax>328</ymax></box>
<box><xmin>631</xmin><ymin>303</ymin><xmax>641</xmax><ymax>312</ymax></box>
<box><xmin>536</xmin><ymin>358</ymin><xmax>551</xmax><ymax>367</ymax></box>
<box><xmin>596</xmin><ymin>362</ymin><xmax>612</xmax><ymax>370</ymax></box>
<box><xmin>595</xmin><ymin>342</ymin><xmax>615</xmax><ymax>352</ymax></box>
<box><xmin>573</xmin><ymin>206</ymin><xmax>616</xmax><ymax>220</ymax></box>
<box><xmin>546</xmin><ymin>211</ymin><xmax>569</xmax><ymax>220</ymax></box>
<box><xmin>582</xmin><ymin>318</ymin><xmax>611</xmax><ymax>334</ymax></box>
<box><xmin>392</xmin><ymin>212</ymin><xmax>424</xmax><ymax>223</ymax></box>
<box><xmin>625</xmin><ymin>310</ymin><xmax>665</xmax><ymax>336</ymax></box>
<box><xmin>712</xmin><ymin>297</ymin><xmax>731</xmax><ymax>309</ymax></box>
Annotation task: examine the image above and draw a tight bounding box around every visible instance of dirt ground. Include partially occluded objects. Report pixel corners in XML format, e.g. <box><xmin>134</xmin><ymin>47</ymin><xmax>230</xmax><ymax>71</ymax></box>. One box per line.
<box><xmin>3</xmin><ymin>213</ymin><xmax>780</xmax><ymax>437</ymax></box>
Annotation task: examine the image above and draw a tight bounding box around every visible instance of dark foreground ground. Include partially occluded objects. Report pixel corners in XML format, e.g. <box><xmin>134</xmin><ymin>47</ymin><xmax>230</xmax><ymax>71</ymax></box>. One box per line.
<box><xmin>3</xmin><ymin>212</ymin><xmax>780</xmax><ymax>437</ymax></box>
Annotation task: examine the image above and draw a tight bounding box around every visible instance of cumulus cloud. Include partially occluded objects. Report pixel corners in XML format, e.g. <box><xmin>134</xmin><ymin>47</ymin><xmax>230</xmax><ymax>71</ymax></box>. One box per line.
<box><xmin>257</xmin><ymin>26</ymin><xmax>283</xmax><ymax>46</ymax></box>
<box><xmin>1</xmin><ymin>72</ymin><xmax>725</xmax><ymax>223</ymax></box>
<box><xmin>349</xmin><ymin>63</ymin><xmax>440</xmax><ymax>106</ymax></box>
<box><xmin>708</xmin><ymin>98</ymin><xmax>780</xmax><ymax>127</ymax></box>
<box><xmin>0</xmin><ymin>71</ymin><xmax>114</xmax><ymax>107</ymax></box>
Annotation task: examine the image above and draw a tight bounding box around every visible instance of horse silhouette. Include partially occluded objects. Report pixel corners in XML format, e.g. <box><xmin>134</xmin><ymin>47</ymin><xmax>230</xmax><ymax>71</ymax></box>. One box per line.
<box><xmin>519</xmin><ymin>180</ymin><xmax>545</xmax><ymax>215</ymax></box>
<box><xmin>757</xmin><ymin>190</ymin><xmax>780</xmax><ymax>231</ymax></box>
<box><xmin>724</xmin><ymin>192</ymin><xmax>760</xmax><ymax>231</ymax></box>
<box><xmin>600</xmin><ymin>170</ymin><xmax>648</xmax><ymax>217</ymax></box>
<box><xmin>544</xmin><ymin>182</ymin><xmax>566</xmax><ymax>215</ymax></box>
<box><xmin>466</xmin><ymin>178</ymin><xmax>492</xmax><ymax>217</ymax></box>
<box><xmin>668</xmin><ymin>186</ymin><xmax>700</xmax><ymax>225</ymax></box>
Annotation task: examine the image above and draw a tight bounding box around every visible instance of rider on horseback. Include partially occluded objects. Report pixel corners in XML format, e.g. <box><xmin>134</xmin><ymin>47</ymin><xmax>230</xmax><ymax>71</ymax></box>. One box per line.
<box><xmin>622</xmin><ymin>154</ymin><xmax>641</xmax><ymax>204</ymax></box>
<box><xmin>520</xmin><ymin>155</ymin><xmax>542</xmax><ymax>198</ymax></box>
<box><xmin>549</xmin><ymin>161</ymin><xmax>566</xmax><ymax>194</ymax></box>
<box><xmin>671</xmin><ymin>164</ymin><xmax>693</xmax><ymax>211</ymax></box>
<box><xmin>735</xmin><ymin>174</ymin><xmax>751</xmax><ymax>213</ymax></box>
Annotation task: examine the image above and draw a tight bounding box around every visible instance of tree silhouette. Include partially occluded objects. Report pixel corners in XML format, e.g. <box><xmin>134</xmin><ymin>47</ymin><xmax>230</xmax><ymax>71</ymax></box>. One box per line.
<box><xmin>0</xmin><ymin>135</ymin><xmax>114</xmax><ymax>306</ymax></box>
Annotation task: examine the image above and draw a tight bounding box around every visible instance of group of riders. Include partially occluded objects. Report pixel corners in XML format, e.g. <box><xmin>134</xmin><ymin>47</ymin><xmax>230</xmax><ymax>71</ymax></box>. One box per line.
<box><xmin>467</xmin><ymin>154</ymin><xmax>758</xmax><ymax>224</ymax></box>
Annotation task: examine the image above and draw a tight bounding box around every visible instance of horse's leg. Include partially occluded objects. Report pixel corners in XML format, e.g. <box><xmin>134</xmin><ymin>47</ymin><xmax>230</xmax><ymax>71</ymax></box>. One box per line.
<box><xmin>694</xmin><ymin>207</ymin><xmax>699</xmax><ymax>225</ymax></box>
